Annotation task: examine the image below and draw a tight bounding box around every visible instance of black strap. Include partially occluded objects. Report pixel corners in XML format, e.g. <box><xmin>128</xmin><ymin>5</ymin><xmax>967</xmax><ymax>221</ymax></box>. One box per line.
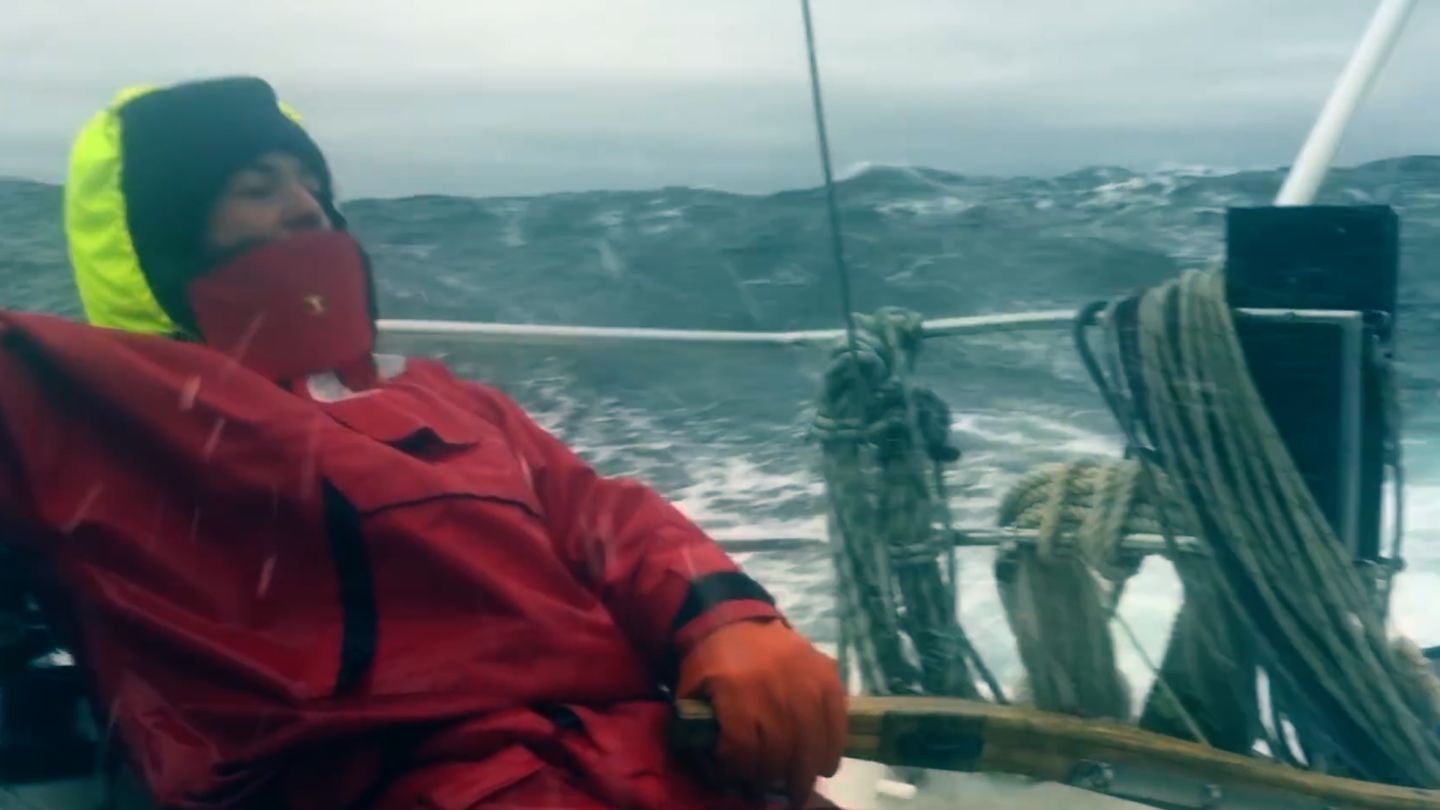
<box><xmin>669</xmin><ymin>572</ymin><xmax>775</xmax><ymax>634</ymax></box>
<box><xmin>322</xmin><ymin>481</ymin><xmax>377</xmax><ymax>695</ymax></box>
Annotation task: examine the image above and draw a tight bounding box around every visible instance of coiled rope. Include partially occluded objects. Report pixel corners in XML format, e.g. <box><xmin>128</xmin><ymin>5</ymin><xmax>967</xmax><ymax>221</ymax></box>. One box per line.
<box><xmin>995</xmin><ymin>460</ymin><xmax>1163</xmax><ymax>720</ymax></box>
<box><xmin>1115</xmin><ymin>269</ymin><xmax>1440</xmax><ymax>784</ymax></box>
<box><xmin>814</xmin><ymin>308</ymin><xmax>1002</xmax><ymax>701</ymax></box>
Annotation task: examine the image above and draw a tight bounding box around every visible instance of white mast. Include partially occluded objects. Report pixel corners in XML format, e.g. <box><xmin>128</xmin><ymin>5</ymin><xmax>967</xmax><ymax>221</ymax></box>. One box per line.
<box><xmin>1275</xmin><ymin>0</ymin><xmax>1417</xmax><ymax>205</ymax></box>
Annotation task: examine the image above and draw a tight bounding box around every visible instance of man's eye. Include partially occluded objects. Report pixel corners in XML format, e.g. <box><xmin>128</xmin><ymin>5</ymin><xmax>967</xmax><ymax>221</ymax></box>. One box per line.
<box><xmin>235</xmin><ymin>183</ymin><xmax>275</xmax><ymax>200</ymax></box>
<box><xmin>230</xmin><ymin>172</ymin><xmax>279</xmax><ymax>198</ymax></box>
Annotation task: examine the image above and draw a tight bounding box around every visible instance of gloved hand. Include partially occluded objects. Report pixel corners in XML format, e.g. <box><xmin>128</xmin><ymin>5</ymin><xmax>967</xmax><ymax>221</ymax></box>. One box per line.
<box><xmin>677</xmin><ymin>618</ymin><xmax>847</xmax><ymax>806</ymax></box>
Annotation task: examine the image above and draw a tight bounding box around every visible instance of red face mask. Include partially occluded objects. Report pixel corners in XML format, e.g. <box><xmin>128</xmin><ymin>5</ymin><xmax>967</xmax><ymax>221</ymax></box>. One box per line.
<box><xmin>186</xmin><ymin>231</ymin><xmax>375</xmax><ymax>382</ymax></box>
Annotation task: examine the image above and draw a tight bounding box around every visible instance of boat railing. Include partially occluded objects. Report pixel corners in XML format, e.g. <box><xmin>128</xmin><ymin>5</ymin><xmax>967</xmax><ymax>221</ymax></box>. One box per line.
<box><xmin>378</xmin><ymin>305</ymin><xmax>1377</xmax><ymax>558</ymax></box>
<box><xmin>378</xmin><ymin>306</ymin><xmax>1373</xmax><ymax>349</ymax></box>
<box><xmin>699</xmin><ymin>527</ymin><xmax>1205</xmax><ymax>556</ymax></box>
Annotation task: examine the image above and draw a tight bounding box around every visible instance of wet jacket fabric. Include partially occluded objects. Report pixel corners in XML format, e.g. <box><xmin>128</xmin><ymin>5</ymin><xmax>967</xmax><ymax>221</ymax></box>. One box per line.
<box><xmin>0</xmin><ymin>311</ymin><xmax>782</xmax><ymax>808</ymax></box>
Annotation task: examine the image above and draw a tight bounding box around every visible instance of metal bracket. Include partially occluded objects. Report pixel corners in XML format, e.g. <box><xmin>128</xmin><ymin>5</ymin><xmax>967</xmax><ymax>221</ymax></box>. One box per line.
<box><xmin>1066</xmin><ymin>759</ymin><xmax>1335</xmax><ymax>810</ymax></box>
<box><xmin>876</xmin><ymin>713</ymin><xmax>986</xmax><ymax>772</ymax></box>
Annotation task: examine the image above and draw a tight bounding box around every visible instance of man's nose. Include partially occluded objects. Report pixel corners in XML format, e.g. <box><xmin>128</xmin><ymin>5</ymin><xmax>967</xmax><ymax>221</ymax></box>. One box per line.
<box><xmin>283</xmin><ymin>184</ymin><xmax>331</xmax><ymax>232</ymax></box>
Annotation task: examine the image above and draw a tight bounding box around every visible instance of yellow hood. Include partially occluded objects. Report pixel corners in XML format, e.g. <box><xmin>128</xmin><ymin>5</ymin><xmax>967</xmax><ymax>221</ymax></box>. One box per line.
<box><xmin>65</xmin><ymin>86</ymin><xmax>174</xmax><ymax>334</ymax></box>
<box><xmin>64</xmin><ymin>85</ymin><xmax>310</xmax><ymax>335</ymax></box>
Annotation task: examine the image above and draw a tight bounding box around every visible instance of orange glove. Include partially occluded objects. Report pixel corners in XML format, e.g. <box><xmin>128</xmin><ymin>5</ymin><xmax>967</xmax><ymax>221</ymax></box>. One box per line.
<box><xmin>677</xmin><ymin>618</ymin><xmax>847</xmax><ymax>806</ymax></box>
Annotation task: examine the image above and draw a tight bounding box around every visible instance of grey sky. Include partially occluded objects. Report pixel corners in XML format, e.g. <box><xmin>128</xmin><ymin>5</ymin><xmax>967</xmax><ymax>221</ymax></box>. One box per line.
<box><xmin>3</xmin><ymin>1</ymin><xmax>1438</xmax><ymax>198</ymax></box>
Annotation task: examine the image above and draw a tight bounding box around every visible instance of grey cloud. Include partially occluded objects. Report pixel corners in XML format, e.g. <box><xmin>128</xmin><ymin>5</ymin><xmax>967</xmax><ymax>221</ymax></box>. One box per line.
<box><xmin>2</xmin><ymin>0</ymin><xmax>1437</xmax><ymax>196</ymax></box>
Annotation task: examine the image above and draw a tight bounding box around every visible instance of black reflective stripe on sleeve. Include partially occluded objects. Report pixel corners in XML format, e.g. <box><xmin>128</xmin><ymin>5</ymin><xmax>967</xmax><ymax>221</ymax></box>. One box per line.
<box><xmin>669</xmin><ymin>571</ymin><xmax>776</xmax><ymax>633</ymax></box>
<box><xmin>323</xmin><ymin>480</ymin><xmax>377</xmax><ymax>695</ymax></box>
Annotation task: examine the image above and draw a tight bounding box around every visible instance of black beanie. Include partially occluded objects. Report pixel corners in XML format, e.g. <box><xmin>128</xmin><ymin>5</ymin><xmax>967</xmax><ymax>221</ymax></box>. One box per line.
<box><xmin>118</xmin><ymin>77</ymin><xmax>345</xmax><ymax>333</ymax></box>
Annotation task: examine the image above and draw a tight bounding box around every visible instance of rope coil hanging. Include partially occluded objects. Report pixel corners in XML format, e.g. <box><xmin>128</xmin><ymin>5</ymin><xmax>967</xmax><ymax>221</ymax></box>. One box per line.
<box><xmin>813</xmin><ymin>308</ymin><xmax>999</xmax><ymax>700</ymax></box>
<box><xmin>994</xmin><ymin>460</ymin><xmax>1169</xmax><ymax>720</ymax></box>
<box><xmin>1109</xmin><ymin>269</ymin><xmax>1440</xmax><ymax>785</ymax></box>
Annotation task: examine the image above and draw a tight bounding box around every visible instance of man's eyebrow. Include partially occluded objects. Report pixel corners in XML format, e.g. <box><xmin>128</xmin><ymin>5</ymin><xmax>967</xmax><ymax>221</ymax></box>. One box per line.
<box><xmin>236</xmin><ymin>161</ymin><xmax>281</xmax><ymax>180</ymax></box>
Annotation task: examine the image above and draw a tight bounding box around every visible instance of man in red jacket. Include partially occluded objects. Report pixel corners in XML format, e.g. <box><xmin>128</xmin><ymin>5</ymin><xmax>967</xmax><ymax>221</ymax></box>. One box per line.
<box><xmin>0</xmin><ymin>77</ymin><xmax>844</xmax><ymax>809</ymax></box>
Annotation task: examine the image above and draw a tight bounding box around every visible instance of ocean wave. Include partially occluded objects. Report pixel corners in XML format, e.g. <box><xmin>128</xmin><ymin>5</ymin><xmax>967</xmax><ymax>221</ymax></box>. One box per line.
<box><xmin>7</xmin><ymin>157</ymin><xmax>1440</xmax><ymax>657</ymax></box>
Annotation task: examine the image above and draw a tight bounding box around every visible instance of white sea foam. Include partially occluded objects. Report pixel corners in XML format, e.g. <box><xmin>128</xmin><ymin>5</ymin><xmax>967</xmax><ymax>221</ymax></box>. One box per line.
<box><xmin>875</xmin><ymin>196</ymin><xmax>975</xmax><ymax>218</ymax></box>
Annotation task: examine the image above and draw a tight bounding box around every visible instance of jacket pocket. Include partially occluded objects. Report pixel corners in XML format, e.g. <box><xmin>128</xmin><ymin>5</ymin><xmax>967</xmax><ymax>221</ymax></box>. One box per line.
<box><xmin>318</xmin><ymin>383</ymin><xmax>542</xmax><ymax>519</ymax></box>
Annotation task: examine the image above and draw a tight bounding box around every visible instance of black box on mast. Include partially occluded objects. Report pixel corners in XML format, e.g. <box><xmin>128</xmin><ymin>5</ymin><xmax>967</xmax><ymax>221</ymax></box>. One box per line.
<box><xmin>1226</xmin><ymin>205</ymin><xmax>1397</xmax><ymax>319</ymax></box>
<box><xmin>1225</xmin><ymin>205</ymin><xmax>1397</xmax><ymax>563</ymax></box>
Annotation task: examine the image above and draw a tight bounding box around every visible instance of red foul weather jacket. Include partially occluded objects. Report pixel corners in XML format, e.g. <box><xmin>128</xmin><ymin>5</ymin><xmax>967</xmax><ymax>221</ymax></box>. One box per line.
<box><xmin>0</xmin><ymin>310</ymin><xmax>788</xmax><ymax>809</ymax></box>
